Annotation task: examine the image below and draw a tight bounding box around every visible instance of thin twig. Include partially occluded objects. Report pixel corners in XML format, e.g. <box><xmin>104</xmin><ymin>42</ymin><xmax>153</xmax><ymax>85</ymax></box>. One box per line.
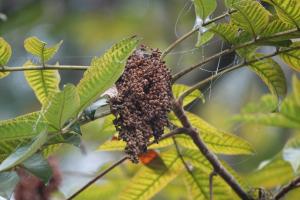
<box><xmin>273</xmin><ymin>176</ymin><xmax>300</xmax><ymax>200</ymax></box>
<box><xmin>209</xmin><ymin>171</ymin><xmax>217</xmax><ymax>200</ymax></box>
<box><xmin>160</xmin><ymin>10</ymin><xmax>235</xmax><ymax>60</ymax></box>
<box><xmin>172</xmin><ymin>28</ymin><xmax>300</xmax><ymax>82</ymax></box>
<box><xmin>178</xmin><ymin>45</ymin><xmax>300</xmax><ymax>102</ymax></box>
<box><xmin>67</xmin><ymin>156</ymin><xmax>128</xmax><ymax>200</ymax></box>
<box><xmin>0</xmin><ymin>64</ymin><xmax>88</xmax><ymax>72</ymax></box>
<box><xmin>172</xmin><ymin>100</ymin><xmax>251</xmax><ymax>200</ymax></box>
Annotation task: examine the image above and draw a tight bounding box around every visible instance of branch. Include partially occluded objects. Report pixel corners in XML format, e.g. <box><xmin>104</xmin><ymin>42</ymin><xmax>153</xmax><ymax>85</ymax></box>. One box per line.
<box><xmin>172</xmin><ymin>28</ymin><xmax>300</xmax><ymax>82</ymax></box>
<box><xmin>209</xmin><ymin>171</ymin><xmax>217</xmax><ymax>200</ymax></box>
<box><xmin>160</xmin><ymin>10</ymin><xmax>236</xmax><ymax>59</ymax></box>
<box><xmin>0</xmin><ymin>64</ymin><xmax>88</xmax><ymax>72</ymax></box>
<box><xmin>67</xmin><ymin>156</ymin><xmax>128</xmax><ymax>200</ymax></box>
<box><xmin>172</xmin><ymin>100</ymin><xmax>252</xmax><ymax>200</ymax></box>
<box><xmin>274</xmin><ymin>176</ymin><xmax>300</xmax><ymax>200</ymax></box>
<box><xmin>178</xmin><ymin>45</ymin><xmax>300</xmax><ymax>102</ymax></box>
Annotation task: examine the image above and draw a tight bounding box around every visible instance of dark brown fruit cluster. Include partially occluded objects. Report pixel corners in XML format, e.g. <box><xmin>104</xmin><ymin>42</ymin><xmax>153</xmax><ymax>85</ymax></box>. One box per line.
<box><xmin>110</xmin><ymin>46</ymin><xmax>172</xmax><ymax>163</ymax></box>
<box><xmin>14</xmin><ymin>157</ymin><xmax>62</xmax><ymax>200</ymax></box>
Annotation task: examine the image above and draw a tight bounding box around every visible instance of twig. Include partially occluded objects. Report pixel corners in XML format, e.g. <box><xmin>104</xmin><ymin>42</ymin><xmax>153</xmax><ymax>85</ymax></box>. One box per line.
<box><xmin>172</xmin><ymin>28</ymin><xmax>300</xmax><ymax>82</ymax></box>
<box><xmin>273</xmin><ymin>176</ymin><xmax>300</xmax><ymax>200</ymax></box>
<box><xmin>209</xmin><ymin>171</ymin><xmax>217</xmax><ymax>200</ymax></box>
<box><xmin>160</xmin><ymin>10</ymin><xmax>235</xmax><ymax>60</ymax></box>
<box><xmin>0</xmin><ymin>64</ymin><xmax>88</xmax><ymax>72</ymax></box>
<box><xmin>172</xmin><ymin>100</ymin><xmax>251</xmax><ymax>200</ymax></box>
<box><xmin>67</xmin><ymin>156</ymin><xmax>128</xmax><ymax>200</ymax></box>
<box><xmin>178</xmin><ymin>45</ymin><xmax>300</xmax><ymax>102</ymax></box>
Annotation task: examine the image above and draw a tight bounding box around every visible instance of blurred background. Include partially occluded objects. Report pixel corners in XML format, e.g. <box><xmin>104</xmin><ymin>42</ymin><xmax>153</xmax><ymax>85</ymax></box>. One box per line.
<box><xmin>0</xmin><ymin>0</ymin><xmax>298</xmax><ymax>199</ymax></box>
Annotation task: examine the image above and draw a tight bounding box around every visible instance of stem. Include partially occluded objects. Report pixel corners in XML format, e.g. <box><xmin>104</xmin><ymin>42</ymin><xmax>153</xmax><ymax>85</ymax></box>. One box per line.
<box><xmin>160</xmin><ymin>10</ymin><xmax>235</xmax><ymax>60</ymax></box>
<box><xmin>274</xmin><ymin>176</ymin><xmax>300</xmax><ymax>200</ymax></box>
<box><xmin>172</xmin><ymin>100</ymin><xmax>251</xmax><ymax>200</ymax></box>
<box><xmin>178</xmin><ymin>45</ymin><xmax>300</xmax><ymax>102</ymax></box>
<box><xmin>67</xmin><ymin>156</ymin><xmax>128</xmax><ymax>200</ymax></box>
<box><xmin>172</xmin><ymin>28</ymin><xmax>300</xmax><ymax>82</ymax></box>
<box><xmin>0</xmin><ymin>64</ymin><xmax>88</xmax><ymax>72</ymax></box>
<box><xmin>209</xmin><ymin>171</ymin><xmax>217</xmax><ymax>200</ymax></box>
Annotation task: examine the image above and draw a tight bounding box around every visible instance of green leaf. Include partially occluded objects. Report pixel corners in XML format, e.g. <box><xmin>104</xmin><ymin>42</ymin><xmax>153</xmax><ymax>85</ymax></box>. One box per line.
<box><xmin>0</xmin><ymin>37</ymin><xmax>12</xmax><ymax>79</ymax></box>
<box><xmin>283</xmin><ymin>135</ymin><xmax>300</xmax><ymax>172</ymax></box>
<box><xmin>184</xmin><ymin>169</ymin><xmax>236</xmax><ymax>200</ymax></box>
<box><xmin>248</xmin><ymin>54</ymin><xmax>287</xmax><ymax>99</ymax></box>
<box><xmin>231</xmin><ymin>0</ymin><xmax>270</xmax><ymax>37</ymax></box>
<box><xmin>22</xmin><ymin>153</ymin><xmax>52</xmax><ymax>183</ymax></box>
<box><xmin>232</xmin><ymin>112</ymin><xmax>300</xmax><ymax>129</ymax></box>
<box><xmin>280</xmin><ymin>42</ymin><xmax>300</xmax><ymax>71</ymax></box>
<box><xmin>0</xmin><ymin>130</ymin><xmax>48</xmax><ymax>172</ymax></box>
<box><xmin>24</xmin><ymin>36</ymin><xmax>63</xmax><ymax>63</ymax></box>
<box><xmin>192</xmin><ymin>0</ymin><xmax>217</xmax><ymax>20</ymax></box>
<box><xmin>247</xmin><ymin>155</ymin><xmax>294</xmax><ymax>188</ymax></box>
<box><xmin>43</xmin><ymin>84</ymin><xmax>80</xmax><ymax>130</ymax></box>
<box><xmin>172</xmin><ymin>84</ymin><xmax>205</xmax><ymax>106</ymax></box>
<box><xmin>196</xmin><ymin>23</ymin><xmax>215</xmax><ymax>47</ymax></box>
<box><xmin>76</xmin><ymin>36</ymin><xmax>140</xmax><ymax>112</ymax></box>
<box><xmin>263</xmin><ymin>0</ymin><xmax>300</xmax><ymax>28</ymax></box>
<box><xmin>261</xmin><ymin>19</ymin><xmax>296</xmax><ymax>37</ymax></box>
<box><xmin>98</xmin><ymin>137</ymin><xmax>173</xmax><ymax>151</ymax></box>
<box><xmin>0</xmin><ymin>37</ymin><xmax>12</xmax><ymax>66</ymax></box>
<box><xmin>241</xmin><ymin>94</ymin><xmax>278</xmax><ymax>114</ymax></box>
<box><xmin>24</xmin><ymin>60</ymin><xmax>61</xmax><ymax>105</ymax></box>
<box><xmin>119</xmin><ymin>151</ymin><xmax>183</xmax><ymax>200</ymax></box>
<box><xmin>169</xmin><ymin>112</ymin><xmax>255</xmax><ymax>155</ymax></box>
<box><xmin>211</xmin><ymin>23</ymin><xmax>239</xmax><ymax>44</ymax></box>
<box><xmin>0</xmin><ymin>171</ymin><xmax>19</xmax><ymax>199</ymax></box>
<box><xmin>0</xmin><ymin>112</ymin><xmax>50</xmax><ymax>162</ymax></box>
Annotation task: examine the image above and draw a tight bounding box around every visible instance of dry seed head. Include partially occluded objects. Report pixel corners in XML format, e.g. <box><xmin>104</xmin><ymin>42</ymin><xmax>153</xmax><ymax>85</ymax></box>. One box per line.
<box><xmin>110</xmin><ymin>46</ymin><xmax>172</xmax><ymax>163</ymax></box>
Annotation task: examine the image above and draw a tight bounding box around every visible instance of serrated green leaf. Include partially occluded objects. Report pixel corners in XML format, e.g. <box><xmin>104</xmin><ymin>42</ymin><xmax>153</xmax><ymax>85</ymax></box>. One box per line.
<box><xmin>24</xmin><ymin>36</ymin><xmax>63</xmax><ymax>62</ymax></box>
<box><xmin>0</xmin><ymin>130</ymin><xmax>48</xmax><ymax>172</ymax></box>
<box><xmin>0</xmin><ymin>112</ymin><xmax>50</xmax><ymax>162</ymax></box>
<box><xmin>231</xmin><ymin>0</ymin><xmax>270</xmax><ymax>37</ymax></box>
<box><xmin>247</xmin><ymin>155</ymin><xmax>294</xmax><ymax>188</ymax></box>
<box><xmin>0</xmin><ymin>171</ymin><xmax>19</xmax><ymax>199</ymax></box>
<box><xmin>172</xmin><ymin>84</ymin><xmax>205</xmax><ymax>106</ymax></box>
<box><xmin>169</xmin><ymin>112</ymin><xmax>255</xmax><ymax>155</ymax></box>
<box><xmin>119</xmin><ymin>151</ymin><xmax>183</xmax><ymax>200</ymax></box>
<box><xmin>263</xmin><ymin>0</ymin><xmax>300</xmax><ymax>27</ymax></box>
<box><xmin>43</xmin><ymin>84</ymin><xmax>80</xmax><ymax>130</ymax></box>
<box><xmin>211</xmin><ymin>23</ymin><xmax>239</xmax><ymax>44</ymax></box>
<box><xmin>22</xmin><ymin>153</ymin><xmax>52</xmax><ymax>183</ymax></box>
<box><xmin>192</xmin><ymin>0</ymin><xmax>217</xmax><ymax>20</ymax></box>
<box><xmin>280</xmin><ymin>42</ymin><xmax>300</xmax><ymax>72</ymax></box>
<box><xmin>24</xmin><ymin>60</ymin><xmax>61</xmax><ymax>105</ymax></box>
<box><xmin>76</xmin><ymin>36</ymin><xmax>140</xmax><ymax>112</ymax></box>
<box><xmin>248</xmin><ymin>54</ymin><xmax>287</xmax><ymax>99</ymax></box>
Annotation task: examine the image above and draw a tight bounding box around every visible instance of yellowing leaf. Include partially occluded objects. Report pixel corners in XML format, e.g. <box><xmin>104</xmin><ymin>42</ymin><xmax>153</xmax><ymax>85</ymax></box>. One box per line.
<box><xmin>169</xmin><ymin>112</ymin><xmax>255</xmax><ymax>155</ymax></box>
<box><xmin>24</xmin><ymin>61</ymin><xmax>61</xmax><ymax>105</ymax></box>
<box><xmin>211</xmin><ymin>23</ymin><xmax>239</xmax><ymax>44</ymax></box>
<box><xmin>249</xmin><ymin>54</ymin><xmax>287</xmax><ymax>99</ymax></box>
<box><xmin>24</xmin><ymin>36</ymin><xmax>63</xmax><ymax>62</ymax></box>
<box><xmin>263</xmin><ymin>0</ymin><xmax>300</xmax><ymax>27</ymax></box>
<box><xmin>119</xmin><ymin>151</ymin><xmax>183</xmax><ymax>200</ymax></box>
<box><xmin>172</xmin><ymin>84</ymin><xmax>204</xmax><ymax>106</ymax></box>
<box><xmin>0</xmin><ymin>38</ymin><xmax>12</xmax><ymax>79</ymax></box>
<box><xmin>76</xmin><ymin>36</ymin><xmax>140</xmax><ymax>112</ymax></box>
<box><xmin>247</xmin><ymin>155</ymin><xmax>294</xmax><ymax>188</ymax></box>
<box><xmin>43</xmin><ymin>84</ymin><xmax>80</xmax><ymax>130</ymax></box>
<box><xmin>231</xmin><ymin>0</ymin><xmax>270</xmax><ymax>37</ymax></box>
<box><xmin>280</xmin><ymin>42</ymin><xmax>300</xmax><ymax>72</ymax></box>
